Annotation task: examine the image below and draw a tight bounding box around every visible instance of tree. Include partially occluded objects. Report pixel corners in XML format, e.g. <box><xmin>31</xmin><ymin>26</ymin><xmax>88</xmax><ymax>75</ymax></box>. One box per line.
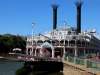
<box><xmin>0</xmin><ymin>34</ymin><xmax>26</xmax><ymax>53</ymax></box>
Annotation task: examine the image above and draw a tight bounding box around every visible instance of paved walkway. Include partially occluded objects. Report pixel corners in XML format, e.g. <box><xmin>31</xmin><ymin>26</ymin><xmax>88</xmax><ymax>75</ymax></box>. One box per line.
<box><xmin>63</xmin><ymin>64</ymin><xmax>93</xmax><ymax>75</ymax></box>
<box><xmin>63</xmin><ymin>60</ymin><xmax>100</xmax><ymax>75</ymax></box>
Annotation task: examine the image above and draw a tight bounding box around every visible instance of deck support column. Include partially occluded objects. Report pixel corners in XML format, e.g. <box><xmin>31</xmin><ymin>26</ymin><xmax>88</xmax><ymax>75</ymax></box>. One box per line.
<box><xmin>30</xmin><ymin>47</ymin><xmax>33</xmax><ymax>55</ymax></box>
<box><xmin>59</xmin><ymin>41</ymin><xmax>60</xmax><ymax>46</ymax></box>
<box><xmin>30</xmin><ymin>48</ymin><xmax>32</xmax><ymax>55</ymax></box>
<box><xmin>35</xmin><ymin>49</ymin><xmax>36</xmax><ymax>56</ymax></box>
<box><xmin>75</xmin><ymin>47</ymin><xmax>77</xmax><ymax>56</ymax></box>
<box><xmin>61</xmin><ymin>48</ymin><xmax>62</xmax><ymax>58</ymax></box>
<box><xmin>63</xmin><ymin>47</ymin><xmax>65</xmax><ymax>56</ymax></box>
<box><xmin>52</xmin><ymin>48</ymin><xmax>54</xmax><ymax>58</ymax></box>
<box><xmin>88</xmin><ymin>49</ymin><xmax>89</xmax><ymax>54</ymax></box>
<box><xmin>84</xmin><ymin>48</ymin><xmax>86</xmax><ymax>55</ymax></box>
<box><xmin>26</xmin><ymin>47</ymin><xmax>28</xmax><ymax>55</ymax></box>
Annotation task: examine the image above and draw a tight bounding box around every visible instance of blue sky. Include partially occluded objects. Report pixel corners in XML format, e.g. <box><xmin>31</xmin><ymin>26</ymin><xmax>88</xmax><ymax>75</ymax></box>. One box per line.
<box><xmin>0</xmin><ymin>0</ymin><xmax>100</xmax><ymax>37</ymax></box>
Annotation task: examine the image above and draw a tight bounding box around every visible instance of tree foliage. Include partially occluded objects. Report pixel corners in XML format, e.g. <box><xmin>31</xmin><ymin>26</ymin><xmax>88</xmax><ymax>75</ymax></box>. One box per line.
<box><xmin>0</xmin><ymin>34</ymin><xmax>26</xmax><ymax>53</ymax></box>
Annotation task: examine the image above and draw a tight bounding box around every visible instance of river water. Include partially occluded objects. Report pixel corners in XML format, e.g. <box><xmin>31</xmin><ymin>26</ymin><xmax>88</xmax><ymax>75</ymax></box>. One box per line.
<box><xmin>0</xmin><ymin>59</ymin><xmax>24</xmax><ymax>75</ymax></box>
<box><xmin>0</xmin><ymin>59</ymin><xmax>64</xmax><ymax>75</ymax></box>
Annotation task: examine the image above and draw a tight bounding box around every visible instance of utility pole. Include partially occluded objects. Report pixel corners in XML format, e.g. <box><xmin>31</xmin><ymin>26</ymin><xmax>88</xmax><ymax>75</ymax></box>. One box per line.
<box><xmin>63</xmin><ymin>21</ymin><xmax>66</xmax><ymax>55</ymax></box>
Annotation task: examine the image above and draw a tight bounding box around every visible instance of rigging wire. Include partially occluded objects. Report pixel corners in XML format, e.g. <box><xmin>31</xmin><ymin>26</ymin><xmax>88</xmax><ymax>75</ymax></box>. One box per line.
<box><xmin>26</xmin><ymin>25</ymin><xmax>32</xmax><ymax>36</ymax></box>
<box><xmin>96</xmin><ymin>31</ymin><xmax>100</xmax><ymax>37</ymax></box>
<box><xmin>35</xmin><ymin>21</ymin><xmax>63</xmax><ymax>34</ymax></box>
<box><xmin>66</xmin><ymin>22</ymin><xmax>71</xmax><ymax>27</ymax></box>
<box><xmin>35</xmin><ymin>21</ymin><xmax>63</xmax><ymax>30</ymax></box>
<box><xmin>35</xmin><ymin>23</ymin><xmax>53</xmax><ymax>31</ymax></box>
<box><xmin>16</xmin><ymin>36</ymin><xmax>19</xmax><ymax>48</ymax></box>
<box><xmin>19</xmin><ymin>39</ymin><xmax>26</xmax><ymax>48</ymax></box>
<box><xmin>16</xmin><ymin>21</ymin><xmax>66</xmax><ymax>38</ymax></box>
<box><xmin>35</xmin><ymin>25</ymin><xmax>53</xmax><ymax>35</ymax></box>
<box><xmin>17</xmin><ymin>23</ymin><xmax>32</xmax><ymax>34</ymax></box>
<box><xmin>17</xmin><ymin>22</ymin><xmax>52</xmax><ymax>34</ymax></box>
<box><xmin>35</xmin><ymin>22</ymin><xmax>53</xmax><ymax>24</ymax></box>
<box><xmin>16</xmin><ymin>20</ymin><xmax>72</xmax><ymax>35</ymax></box>
<box><xmin>56</xmin><ymin>21</ymin><xmax>71</xmax><ymax>28</ymax></box>
<box><xmin>33</xmin><ymin>21</ymin><xmax>62</xmax><ymax>34</ymax></box>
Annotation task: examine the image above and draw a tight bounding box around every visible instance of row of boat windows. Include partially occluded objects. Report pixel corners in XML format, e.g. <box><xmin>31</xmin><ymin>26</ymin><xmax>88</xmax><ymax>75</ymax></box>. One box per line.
<box><xmin>66</xmin><ymin>49</ymin><xmax>83</xmax><ymax>54</ymax></box>
<box><xmin>27</xmin><ymin>43</ymin><xmax>99</xmax><ymax>48</ymax></box>
<box><xmin>28</xmin><ymin>34</ymin><xmax>100</xmax><ymax>44</ymax></box>
<box><xmin>27</xmin><ymin>38</ymin><xmax>100</xmax><ymax>46</ymax></box>
<box><xmin>35</xmin><ymin>36</ymin><xmax>89</xmax><ymax>39</ymax></box>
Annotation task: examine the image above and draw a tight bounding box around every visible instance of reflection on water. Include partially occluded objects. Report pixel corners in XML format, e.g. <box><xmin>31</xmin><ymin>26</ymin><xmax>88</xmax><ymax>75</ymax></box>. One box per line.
<box><xmin>0</xmin><ymin>59</ymin><xmax>63</xmax><ymax>75</ymax></box>
<box><xmin>16</xmin><ymin>66</ymin><xmax>64</xmax><ymax>75</ymax></box>
<box><xmin>16</xmin><ymin>67</ymin><xmax>63</xmax><ymax>75</ymax></box>
<box><xmin>0</xmin><ymin>59</ymin><xmax>24</xmax><ymax>75</ymax></box>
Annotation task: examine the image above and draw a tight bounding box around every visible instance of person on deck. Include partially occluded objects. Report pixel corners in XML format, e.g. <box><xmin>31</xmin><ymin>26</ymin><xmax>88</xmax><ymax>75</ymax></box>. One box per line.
<box><xmin>57</xmin><ymin>55</ymin><xmax>61</xmax><ymax>62</ymax></box>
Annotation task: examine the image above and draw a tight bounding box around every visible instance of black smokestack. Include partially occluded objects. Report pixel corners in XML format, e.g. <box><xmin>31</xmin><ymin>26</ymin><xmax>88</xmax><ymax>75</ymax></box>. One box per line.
<box><xmin>51</xmin><ymin>4</ymin><xmax>59</xmax><ymax>30</ymax></box>
<box><xmin>75</xmin><ymin>1</ymin><xmax>83</xmax><ymax>34</ymax></box>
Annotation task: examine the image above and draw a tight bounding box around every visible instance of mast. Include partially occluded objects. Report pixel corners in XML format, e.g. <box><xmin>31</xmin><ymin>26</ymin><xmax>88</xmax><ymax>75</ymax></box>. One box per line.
<box><xmin>63</xmin><ymin>21</ymin><xmax>66</xmax><ymax>55</ymax></box>
<box><xmin>31</xmin><ymin>22</ymin><xmax>34</xmax><ymax>55</ymax></box>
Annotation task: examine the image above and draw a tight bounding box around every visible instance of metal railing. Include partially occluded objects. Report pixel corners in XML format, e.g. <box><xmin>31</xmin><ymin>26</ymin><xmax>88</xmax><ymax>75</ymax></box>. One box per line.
<box><xmin>63</xmin><ymin>56</ymin><xmax>100</xmax><ymax>71</ymax></box>
<box><xmin>88</xmin><ymin>60</ymin><xmax>100</xmax><ymax>71</ymax></box>
<box><xmin>77</xmin><ymin>58</ymin><xmax>84</xmax><ymax>66</ymax></box>
<box><xmin>69</xmin><ymin>56</ymin><xmax>74</xmax><ymax>63</ymax></box>
<box><xmin>64</xmin><ymin>56</ymin><xmax>67</xmax><ymax>61</ymax></box>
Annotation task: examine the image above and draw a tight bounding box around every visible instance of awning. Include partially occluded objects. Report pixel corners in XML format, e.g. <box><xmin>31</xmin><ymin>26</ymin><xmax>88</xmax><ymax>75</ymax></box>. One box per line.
<box><xmin>40</xmin><ymin>42</ymin><xmax>54</xmax><ymax>49</ymax></box>
<box><xmin>13</xmin><ymin>48</ymin><xmax>21</xmax><ymax>51</ymax></box>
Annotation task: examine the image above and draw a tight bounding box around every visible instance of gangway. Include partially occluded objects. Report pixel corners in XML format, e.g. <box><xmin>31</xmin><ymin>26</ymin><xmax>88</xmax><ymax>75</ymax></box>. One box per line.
<box><xmin>16</xmin><ymin>53</ymin><xmax>58</xmax><ymax>61</ymax></box>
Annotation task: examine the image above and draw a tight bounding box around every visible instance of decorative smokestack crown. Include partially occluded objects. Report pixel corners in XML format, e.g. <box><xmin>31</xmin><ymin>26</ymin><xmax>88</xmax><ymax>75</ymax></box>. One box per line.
<box><xmin>51</xmin><ymin>4</ymin><xmax>59</xmax><ymax>10</ymax></box>
<box><xmin>75</xmin><ymin>1</ymin><xmax>83</xmax><ymax>34</ymax></box>
<box><xmin>75</xmin><ymin>1</ymin><xmax>83</xmax><ymax>7</ymax></box>
<box><xmin>51</xmin><ymin>4</ymin><xmax>59</xmax><ymax>30</ymax></box>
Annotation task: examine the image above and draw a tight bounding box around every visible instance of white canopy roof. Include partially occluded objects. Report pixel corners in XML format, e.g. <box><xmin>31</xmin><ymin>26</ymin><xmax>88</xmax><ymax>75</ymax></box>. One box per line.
<box><xmin>40</xmin><ymin>42</ymin><xmax>54</xmax><ymax>49</ymax></box>
<box><xmin>13</xmin><ymin>48</ymin><xmax>21</xmax><ymax>51</ymax></box>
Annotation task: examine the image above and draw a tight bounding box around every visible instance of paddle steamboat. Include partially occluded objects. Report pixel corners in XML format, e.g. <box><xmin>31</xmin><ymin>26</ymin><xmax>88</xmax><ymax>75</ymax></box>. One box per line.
<box><xmin>26</xmin><ymin>2</ymin><xmax>100</xmax><ymax>59</ymax></box>
<box><xmin>16</xmin><ymin>1</ymin><xmax>100</xmax><ymax>74</ymax></box>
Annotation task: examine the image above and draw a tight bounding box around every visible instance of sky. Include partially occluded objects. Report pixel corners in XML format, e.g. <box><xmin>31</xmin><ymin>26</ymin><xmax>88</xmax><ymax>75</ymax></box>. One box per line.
<box><xmin>0</xmin><ymin>0</ymin><xmax>100</xmax><ymax>37</ymax></box>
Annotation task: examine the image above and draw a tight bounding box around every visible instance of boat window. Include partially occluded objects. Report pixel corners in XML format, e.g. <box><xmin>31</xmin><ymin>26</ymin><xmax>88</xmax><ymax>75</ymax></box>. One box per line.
<box><xmin>72</xmin><ymin>29</ymin><xmax>74</xmax><ymax>31</ymax></box>
<box><xmin>70</xmin><ymin>49</ymin><xmax>73</xmax><ymax>53</ymax></box>
<box><xmin>68</xmin><ymin>31</ymin><xmax>71</xmax><ymax>35</ymax></box>
<box><xmin>80</xmin><ymin>50</ymin><xmax>83</xmax><ymax>54</ymax></box>
<box><xmin>73</xmin><ymin>36</ymin><xmax>76</xmax><ymax>39</ymax></box>
<box><xmin>60</xmin><ymin>36</ymin><xmax>62</xmax><ymax>39</ymax></box>
<box><xmin>71</xmin><ymin>28</ymin><xmax>75</xmax><ymax>31</ymax></box>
